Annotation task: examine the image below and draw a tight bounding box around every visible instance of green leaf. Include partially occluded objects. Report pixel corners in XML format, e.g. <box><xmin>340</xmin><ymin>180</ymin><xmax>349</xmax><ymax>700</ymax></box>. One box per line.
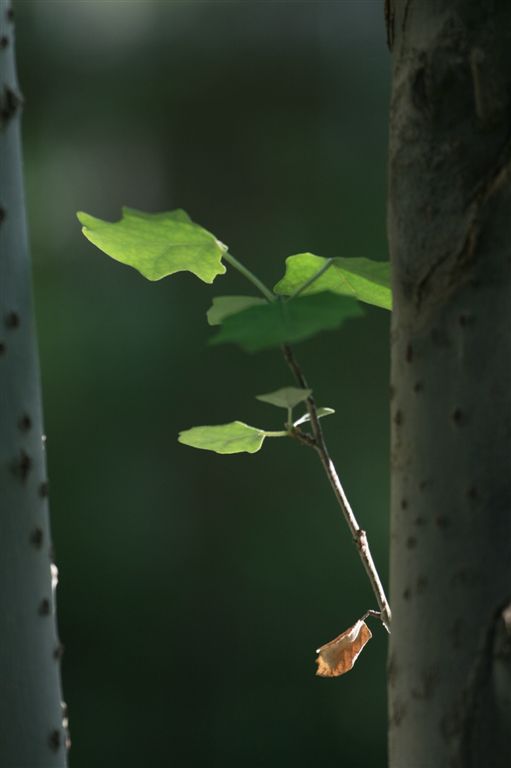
<box><xmin>210</xmin><ymin>292</ymin><xmax>362</xmax><ymax>352</ymax></box>
<box><xmin>77</xmin><ymin>207</ymin><xmax>227</xmax><ymax>283</ymax></box>
<box><xmin>256</xmin><ymin>386</ymin><xmax>312</xmax><ymax>409</ymax></box>
<box><xmin>178</xmin><ymin>421</ymin><xmax>266</xmax><ymax>454</ymax></box>
<box><xmin>207</xmin><ymin>295</ymin><xmax>266</xmax><ymax>326</ymax></box>
<box><xmin>274</xmin><ymin>253</ymin><xmax>392</xmax><ymax>310</ymax></box>
<box><xmin>293</xmin><ymin>407</ymin><xmax>335</xmax><ymax>427</ymax></box>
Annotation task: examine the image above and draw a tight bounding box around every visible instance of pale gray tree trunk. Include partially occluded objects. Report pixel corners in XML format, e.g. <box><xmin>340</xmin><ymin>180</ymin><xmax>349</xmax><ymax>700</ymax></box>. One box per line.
<box><xmin>0</xmin><ymin>2</ymin><xmax>68</xmax><ymax>765</ymax></box>
<box><xmin>387</xmin><ymin>1</ymin><xmax>511</xmax><ymax>766</ymax></box>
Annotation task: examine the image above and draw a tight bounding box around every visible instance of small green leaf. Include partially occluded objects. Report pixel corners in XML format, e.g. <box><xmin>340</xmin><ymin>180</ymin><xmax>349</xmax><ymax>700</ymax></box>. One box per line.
<box><xmin>207</xmin><ymin>295</ymin><xmax>266</xmax><ymax>326</ymax></box>
<box><xmin>256</xmin><ymin>386</ymin><xmax>312</xmax><ymax>409</ymax></box>
<box><xmin>274</xmin><ymin>253</ymin><xmax>392</xmax><ymax>310</ymax></box>
<box><xmin>178</xmin><ymin>421</ymin><xmax>266</xmax><ymax>454</ymax></box>
<box><xmin>77</xmin><ymin>207</ymin><xmax>227</xmax><ymax>283</ymax></box>
<box><xmin>210</xmin><ymin>292</ymin><xmax>362</xmax><ymax>352</ymax></box>
<box><xmin>293</xmin><ymin>407</ymin><xmax>335</xmax><ymax>427</ymax></box>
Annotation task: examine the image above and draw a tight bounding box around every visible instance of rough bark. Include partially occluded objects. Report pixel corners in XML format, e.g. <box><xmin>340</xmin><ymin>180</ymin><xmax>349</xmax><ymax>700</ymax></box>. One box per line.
<box><xmin>0</xmin><ymin>3</ymin><xmax>68</xmax><ymax>765</ymax></box>
<box><xmin>388</xmin><ymin>1</ymin><xmax>511</xmax><ymax>766</ymax></box>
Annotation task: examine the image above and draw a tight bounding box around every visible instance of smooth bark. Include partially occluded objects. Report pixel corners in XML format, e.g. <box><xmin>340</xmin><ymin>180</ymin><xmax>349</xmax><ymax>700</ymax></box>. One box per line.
<box><xmin>0</xmin><ymin>2</ymin><xmax>68</xmax><ymax>764</ymax></box>
<box><xmin>387</xmin><ymin>2</ymin><xmax>511</xmax><ymax>766</ymax></box>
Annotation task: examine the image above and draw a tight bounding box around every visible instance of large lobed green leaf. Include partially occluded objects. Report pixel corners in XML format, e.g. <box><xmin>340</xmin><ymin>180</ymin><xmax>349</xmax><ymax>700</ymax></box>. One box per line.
<box><xmin>274</xmin><ymin>253</ymin><xmax>392</xmax><ymax>310</ymax></box>
<box><xmin>210</xmin><ymin>292</ymin><xmax>362</xmax><ymax>352</ymax></box>
<box><xmin>178</xmin><ymin>421</ymin><xmax>266</xmax><ymax>454</ymax></box>
<box><xmin>77</xmin><ymin>207</ymin><xmax>227</xmax><ymax>283</ymax></box>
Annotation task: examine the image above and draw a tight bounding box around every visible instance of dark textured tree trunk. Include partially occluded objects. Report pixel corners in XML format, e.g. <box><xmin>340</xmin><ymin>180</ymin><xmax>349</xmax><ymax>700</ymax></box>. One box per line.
<box><xmin>387</xmin><ymin>1</ymin><xmax>511</xmax><ymax>766</ymax></box>
<box><xmin>0</xmin><ymin>2</ymin><xmax>68</xmax><ymax>765</ymax></box>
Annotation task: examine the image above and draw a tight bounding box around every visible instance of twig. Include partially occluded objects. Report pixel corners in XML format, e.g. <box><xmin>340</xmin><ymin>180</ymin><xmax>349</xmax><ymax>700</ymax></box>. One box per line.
<box><xmin>219</xmin><ymin>250</ymin><xmax>391</xmax><ymax>631</ymax></box>
<box><xmin>282</xmin><ymin>343</ymin><xmax>391</xmax><ymax>632</ymax></box>
<box><xmin>289</xmin><ymin>426</ymin><xmax>317</xmax><ymax>449</ymax></box>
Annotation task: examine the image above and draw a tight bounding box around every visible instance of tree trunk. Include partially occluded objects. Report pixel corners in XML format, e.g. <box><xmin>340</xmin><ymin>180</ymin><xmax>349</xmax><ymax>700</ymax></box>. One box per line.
<box><xmin>0</xmin><ymin>3</ymin><xmax>68</xmax><ymax>765</ymax></box>
<box><xmin>387</xmin><ymin>1</ymin><xmax>511</xmax><ymax>766</ymax></box>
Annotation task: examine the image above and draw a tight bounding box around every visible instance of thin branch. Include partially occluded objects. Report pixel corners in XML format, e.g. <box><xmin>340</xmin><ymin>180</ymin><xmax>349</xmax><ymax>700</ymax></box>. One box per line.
<box><xmin>282</xmin><ymin>343</ymin><xmax>392</xmax><ymax>632</ymax></box>
<box><xmin>213</xmin><ymin>250</ymin><xmax>391</xmax><ymax>631</ymax></box>
<box><xmin>289</xmin><ymin>426</ymin><xmax>317</xmax><ymax>449</ymax></box>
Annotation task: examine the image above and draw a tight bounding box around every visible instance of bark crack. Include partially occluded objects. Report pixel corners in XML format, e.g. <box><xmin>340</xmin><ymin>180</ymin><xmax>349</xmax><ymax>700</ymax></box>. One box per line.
<box><xmin>401</xmin><ymin>0</ymin><xmax>412</xmax><ymax>36</ymax></box>
<box><xmin>416</xmin><ymin>128</ymin><xmax>511</xmax><ymax>311</ymax></box>
<box><xmin>385</xmin><ymin>0</ymin><xmax>395</xmax><ymax>51</ymax></box>
<box><xmin>444</xmin><ymin>599</ymin><xmax>511</xmax><ymax>767</ymax></box>
<box><xmin>460</xmin><ymin>599</ymin><xmax>511</xmax><ymax>767</ymax></box>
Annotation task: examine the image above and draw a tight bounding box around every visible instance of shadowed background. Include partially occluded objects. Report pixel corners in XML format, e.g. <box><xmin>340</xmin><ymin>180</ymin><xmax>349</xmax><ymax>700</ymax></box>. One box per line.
<box><xmin>17</xmin><ymin>1</ymin><xmax>389</xmax><ymax>765</ymax></box>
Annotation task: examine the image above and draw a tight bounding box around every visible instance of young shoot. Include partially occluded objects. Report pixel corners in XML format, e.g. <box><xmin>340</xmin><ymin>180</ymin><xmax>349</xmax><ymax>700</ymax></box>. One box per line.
<box><xmin>78</xmin><ymin>206</ymin><xmax>392</xmax><ymax>671</ymax></box>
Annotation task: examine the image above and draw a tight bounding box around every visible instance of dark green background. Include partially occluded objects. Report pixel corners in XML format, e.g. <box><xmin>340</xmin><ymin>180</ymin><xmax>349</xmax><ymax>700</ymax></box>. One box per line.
<box><xmin>17</xmin><ymin>1</ymin><xmax>390</xmax><ymax>765</ymax></box>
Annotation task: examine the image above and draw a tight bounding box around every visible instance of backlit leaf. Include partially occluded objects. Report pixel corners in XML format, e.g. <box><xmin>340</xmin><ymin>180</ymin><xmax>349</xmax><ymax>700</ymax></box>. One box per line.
<box><xmin>315</xmin><ymin>620</ymin><xmax>372</xmax><ymax>677</ymax></box>
<box><xmin>207</xmin><ymin>295</ymin><xmax>266</xmax><ymax>326</ymax></box>
<box><xmin>274</xmin><ymin>253</ymin><xmax>391</xmax><ymax>310</ymax></box>
<box><xmin>210</xmin><ymin>292</ymin><xmax>362</xmax><ymax>352</ymax></box>
<box><xmin>77</xmin><ymin>207</ymin><xmax>227</xmax><ymax>283</ymax></box>
<box><xmin>256</xmin><ymin>386</ymin><xmax>312</xmax><ymax>409</ymax></box>
<box><xmin>293</xmin><ymin>407</ymin><xmax>335</xmax><ymax>427</ymax></box>
<box><xmin>178</xmin><ymin>421</ymin><xmax>266</xmax><ymax>454</ymax></box>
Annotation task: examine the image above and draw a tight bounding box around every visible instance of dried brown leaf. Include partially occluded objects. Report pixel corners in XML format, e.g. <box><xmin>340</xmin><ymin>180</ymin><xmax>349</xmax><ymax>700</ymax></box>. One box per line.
<box><xmin>315</xmin><ymin>619</ymin><xmax>372</xmax><ymax>677</ymax></box>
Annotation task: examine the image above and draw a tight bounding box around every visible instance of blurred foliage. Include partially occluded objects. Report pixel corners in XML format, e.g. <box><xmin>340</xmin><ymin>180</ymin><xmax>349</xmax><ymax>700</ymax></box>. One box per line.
<box><xmin>16</xmin><ymin>1</ymin><xmax>389</xmax><ymax>765</ymax></box>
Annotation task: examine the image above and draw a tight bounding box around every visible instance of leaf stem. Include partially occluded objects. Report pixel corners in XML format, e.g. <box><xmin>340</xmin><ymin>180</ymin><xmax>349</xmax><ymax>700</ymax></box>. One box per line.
<box><xmin>262</xmin><ymin>430</ymin><xmax>289</xmax><ymax>438</ymax></box>
<box><xmin>361</xmin><ymin>609</ymin><xmax>384</xmax><ymax>623</ymax></box>
<box><xmin>222</xmin><ymin>251</ymin><xmax>275</xmax><ymax>303</ymax></box>
<box><xmin>288</xmin><ymin>258</ymin><xmax>335</xmax><ymax>300</ymax></box>
<box><xmin>281</xmin><ymin>343</ymin><xmax>391</xmax><ymax>633</ymax></box>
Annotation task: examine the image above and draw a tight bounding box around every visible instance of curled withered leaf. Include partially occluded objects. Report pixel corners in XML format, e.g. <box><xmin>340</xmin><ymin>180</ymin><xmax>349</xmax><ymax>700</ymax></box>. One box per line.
<box><xmin>315</xmin><ymin>619</ymin><xmax>372</xmax><ymax>677</ymax></box>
